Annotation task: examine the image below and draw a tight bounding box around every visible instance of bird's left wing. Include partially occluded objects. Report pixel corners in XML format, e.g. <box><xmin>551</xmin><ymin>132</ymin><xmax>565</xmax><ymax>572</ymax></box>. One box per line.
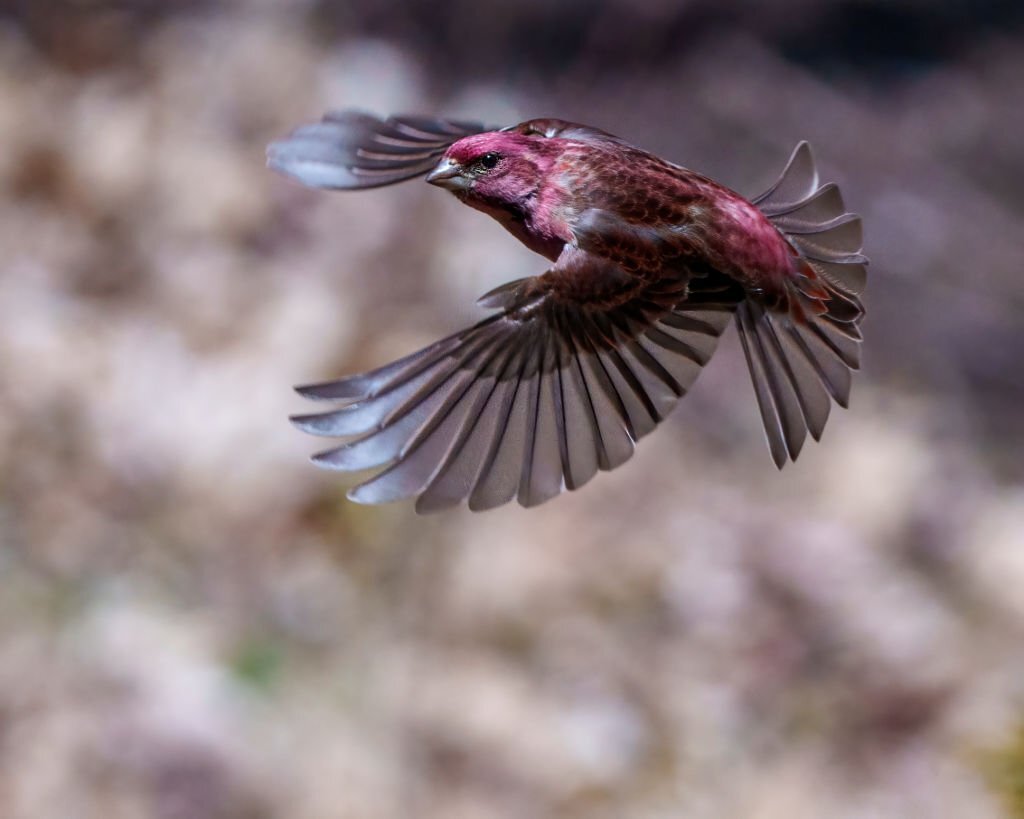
<box><xmin>292</xmin><ymin>248</ymin><xmax>742</xmax><ymax>513</ymax></box>
<box><xmin>267</xmin><ymin>111</ymin><xmax>491</xmax><ymax>190</ymax></box>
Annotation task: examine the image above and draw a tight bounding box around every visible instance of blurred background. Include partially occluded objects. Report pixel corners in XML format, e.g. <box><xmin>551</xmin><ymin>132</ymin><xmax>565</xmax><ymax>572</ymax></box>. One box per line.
<box><xmin>2</xmin><ymin>0</ymin><xmax>1024</xmax><ymax>816</ymax></box>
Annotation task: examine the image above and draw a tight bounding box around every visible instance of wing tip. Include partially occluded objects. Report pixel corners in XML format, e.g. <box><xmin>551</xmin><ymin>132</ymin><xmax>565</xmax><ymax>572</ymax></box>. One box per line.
<box><xmin>346</xmin><ymin>485</ymin><xmax>373</xmax><ymax>504</ymax></box>
<box><xmin>348</xmin><ymin>479</ymin><xmax>424</xmax><ymax>507</ymax></box>
<box><xmin>291</xmin><ymin>410</ymin><xmax>375</xmax><ymax>437</ymax></box>
<box><xmin>295</xmin><ymin>381</ymin><xmax>367</xmax><ymax>402</ymax></box>
<box><xmin>310</xmin><ymin>449</ymin><xmax>345</xmax><ymax>471</ymax></box>
<box><xmin>265</xmin><ymin>143</ymin><xmax>305</xmax><ymax>184</ymax></box>
<box><xmin>290</xmin><ymin>413</ymin><xmax>324</xmax><ymax>435</ymax></box>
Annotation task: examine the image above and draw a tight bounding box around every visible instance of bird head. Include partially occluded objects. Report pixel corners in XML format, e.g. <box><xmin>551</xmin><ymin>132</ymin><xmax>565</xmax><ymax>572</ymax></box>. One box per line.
<box><xmin>426</xmin><ymin>132</ymin><xmax>561</xmax><ymax>209</ymax></box>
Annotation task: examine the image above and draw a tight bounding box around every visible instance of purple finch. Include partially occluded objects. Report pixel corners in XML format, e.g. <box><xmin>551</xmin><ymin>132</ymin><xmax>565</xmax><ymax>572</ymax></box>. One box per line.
<box><xmin>268</xmin><ymin>112</ymin><xmax>867</xmax><ymax>512</ymax></box>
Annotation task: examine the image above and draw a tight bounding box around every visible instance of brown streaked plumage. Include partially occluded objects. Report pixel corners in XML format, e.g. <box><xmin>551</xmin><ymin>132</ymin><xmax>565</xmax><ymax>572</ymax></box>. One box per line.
<box><xmin>267</xmin><ymin>112</ymin><xmax>867</xmax><ymax>512</ymax></box>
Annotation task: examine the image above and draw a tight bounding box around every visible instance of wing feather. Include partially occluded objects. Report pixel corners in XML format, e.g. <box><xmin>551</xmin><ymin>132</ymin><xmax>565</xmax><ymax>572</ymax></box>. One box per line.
<box><xmin>268</xmin><ymin>111</ymin><xmax>491</xmax><ymax>190</ymax></box>
<box><xmin>293</xmin><ymin>257</ymin><xmax>738</xmax><ymax>511</ymax></box>
<box><xmin>469</xmin><ymin>341</ymin><xmax>535</xmax><ymax>512</ymax></box>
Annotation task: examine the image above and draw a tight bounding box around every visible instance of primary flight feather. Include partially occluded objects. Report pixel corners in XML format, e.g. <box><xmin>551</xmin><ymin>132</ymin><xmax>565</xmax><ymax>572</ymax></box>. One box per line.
<box><xmin>268</xmin><ymin>112</ymin><xmax>867</xmax><ymax>512</ymax></box>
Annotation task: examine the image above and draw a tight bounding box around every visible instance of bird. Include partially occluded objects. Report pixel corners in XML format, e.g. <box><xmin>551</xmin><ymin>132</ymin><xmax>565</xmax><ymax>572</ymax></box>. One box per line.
<box><xmin>267</xmin><ymin>112</ymin><xmax>867</xmax><ymax>513</ymax></box>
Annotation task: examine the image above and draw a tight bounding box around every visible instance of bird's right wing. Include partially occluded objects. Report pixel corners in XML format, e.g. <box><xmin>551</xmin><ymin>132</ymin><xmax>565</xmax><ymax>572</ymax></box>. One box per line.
<box><xmin>292</xmin><ymin>250</ymin><xmax>742</xmax><ymax>513</ymax></box>
<box><xmin>267</xmin><ymin>111</ymin><xmax>492</xmax><ymax>190</ymax></box>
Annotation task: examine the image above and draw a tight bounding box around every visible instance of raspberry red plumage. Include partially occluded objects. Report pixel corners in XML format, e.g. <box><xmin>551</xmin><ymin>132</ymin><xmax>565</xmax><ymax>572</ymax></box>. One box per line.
<box><xmin>268</xmin><ymin>113</ymin><xmax>867</xmax><ymax>511</ymax></box>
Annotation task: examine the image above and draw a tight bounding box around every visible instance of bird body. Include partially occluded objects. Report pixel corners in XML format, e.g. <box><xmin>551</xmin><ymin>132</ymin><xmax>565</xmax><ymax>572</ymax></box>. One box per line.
<box><xmin>439</xmin><ymin>126</ymin><xmax>795</xmax><ymax>288</ymax></box>
<box><xmin>268</xmin><ymin>113</ymin><xmax>867</xmax><ymax>512</ymax></box>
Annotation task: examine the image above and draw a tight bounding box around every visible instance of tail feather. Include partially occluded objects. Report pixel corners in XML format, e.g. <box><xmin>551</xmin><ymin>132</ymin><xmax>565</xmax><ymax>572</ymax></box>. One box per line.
<box><xmin>737</xmin><ymin>303</ymin><xmax>810</xmax><ymax>465</ymax></box>
<box><xmin>743</xmin><ymin>141</ymin><xmax>867</xmax><ymax>466</ymax></box>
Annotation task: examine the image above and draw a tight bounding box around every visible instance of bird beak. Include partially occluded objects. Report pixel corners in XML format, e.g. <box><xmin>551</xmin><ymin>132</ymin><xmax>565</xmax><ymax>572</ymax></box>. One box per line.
<box><xmin>426</xmin><ymin>158</ymin><xmax>469</xmax><ymax>191</ymax></box>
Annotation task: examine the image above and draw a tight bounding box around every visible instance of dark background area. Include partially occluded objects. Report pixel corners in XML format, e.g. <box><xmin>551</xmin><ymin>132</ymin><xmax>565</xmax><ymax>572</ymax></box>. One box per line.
<box><xmin>1</xmin><ymin>1</ymin><xmax>1023</xmax><ymax>817</ymax></box>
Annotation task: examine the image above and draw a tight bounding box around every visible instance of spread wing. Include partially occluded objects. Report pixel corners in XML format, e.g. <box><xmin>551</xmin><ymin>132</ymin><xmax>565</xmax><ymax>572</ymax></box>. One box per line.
<box><xmin>292</xmin><ymin>249</ymin><xmax>743</xmax><ymax>513</ymax></box>
<box><xmin>267</xmin><ymin>111</ymin><xmax>491</xmax><ymax>190</ymax></box>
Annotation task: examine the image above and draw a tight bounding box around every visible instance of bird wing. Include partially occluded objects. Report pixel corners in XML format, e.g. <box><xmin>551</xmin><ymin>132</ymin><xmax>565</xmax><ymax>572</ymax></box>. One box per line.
<box><xmin>570</xmin><ymin>205</ymin><xmax>705</xmax><ymax>275</ymax></box>
<box><xmin>267</xmin><ymin>111</ymin><xmax>491</xmax><ymax>190</ymax></box>
<box><xmin>292</xmin><ymin>247</ymin><xmax>742</xmax><ymax>512</ymax></box>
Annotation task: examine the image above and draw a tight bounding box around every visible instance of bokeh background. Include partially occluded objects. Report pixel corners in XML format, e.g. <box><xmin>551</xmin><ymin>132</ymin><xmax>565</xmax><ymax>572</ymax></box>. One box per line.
<box><xmin>2</xmin><ymin>1</ymin><xmax>1024</xmax><ymax>816</ymax></box>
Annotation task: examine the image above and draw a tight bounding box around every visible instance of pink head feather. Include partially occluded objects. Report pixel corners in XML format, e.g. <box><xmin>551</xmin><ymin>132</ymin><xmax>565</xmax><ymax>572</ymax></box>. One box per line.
<box><xmin>442</xmin><ymin>131</ymin><xmax>564</xmax><ymax>209</ymax></box>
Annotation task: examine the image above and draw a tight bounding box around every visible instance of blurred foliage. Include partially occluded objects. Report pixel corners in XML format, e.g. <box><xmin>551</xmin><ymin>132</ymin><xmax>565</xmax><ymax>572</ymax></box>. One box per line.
<box><xmin>982</xmin><ymin>725</ymin><xmax>1024</xmax><ymax>819</ymax></box>
<box><xmin>229</xmin><ymin>635</ymin><xmax>285</xmax><ymax>694</ymax></box>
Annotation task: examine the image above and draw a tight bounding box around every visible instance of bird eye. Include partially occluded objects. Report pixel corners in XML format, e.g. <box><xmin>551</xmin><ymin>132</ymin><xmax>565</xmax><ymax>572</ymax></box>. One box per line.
<box><xmin>478</xmin><ymin>152</ymin><xmax>500</xmax><ymax>170</ymax></box>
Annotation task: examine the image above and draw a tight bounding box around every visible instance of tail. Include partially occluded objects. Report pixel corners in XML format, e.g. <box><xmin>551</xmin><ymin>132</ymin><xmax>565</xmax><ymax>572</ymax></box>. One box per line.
<box><xmin>740</xmin><ymin>142</ymin><xmax>867</xmax><ymax>468</ymax></box>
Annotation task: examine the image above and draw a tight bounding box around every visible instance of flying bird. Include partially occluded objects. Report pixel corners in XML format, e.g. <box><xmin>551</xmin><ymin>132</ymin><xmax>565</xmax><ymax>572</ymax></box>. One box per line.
<box><xmin>268</xmin><ymin>112</ymin><xmax>867</xmax><ymax>512</ymax></box>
